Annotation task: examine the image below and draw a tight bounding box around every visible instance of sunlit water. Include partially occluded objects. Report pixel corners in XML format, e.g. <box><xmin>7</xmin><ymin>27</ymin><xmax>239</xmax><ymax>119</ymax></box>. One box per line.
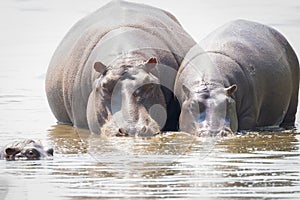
<box><xmin>1</xmin><ymin>0</ymin><xmax>300</xmax><ymax>199</ymax></box>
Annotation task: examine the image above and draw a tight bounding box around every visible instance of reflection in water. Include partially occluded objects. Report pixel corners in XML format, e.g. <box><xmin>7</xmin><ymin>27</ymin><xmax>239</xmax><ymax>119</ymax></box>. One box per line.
<box><xmin>47</xmin><ymin>125</ymin><xmax>88</xmax><ymax>154</ymax></box>
<box><xmin>3</xmin><ymin>126</ymin><xmax>298</xmax><ymax>199</ymax></box>
<box><xmin>46</xmin><ymin>126</ymin><xmax>219</xmax><ymax>199</ymax></box>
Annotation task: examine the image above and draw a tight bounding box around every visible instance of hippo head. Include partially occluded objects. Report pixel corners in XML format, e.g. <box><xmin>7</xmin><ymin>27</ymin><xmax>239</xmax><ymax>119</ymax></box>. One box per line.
<box><xmin>2</xmin><ymin>140</ymin><xmax>54</xmax><ymax>161</ymax></box>
<box><xmin>91</xmin><ymin>57</ymin><xmax>166</xmax><ymax>136</ymax></box>
<box><xmin>179</xmin><ymin>83</ymin><xmax>238</xmax><ymax>136</ymax></box>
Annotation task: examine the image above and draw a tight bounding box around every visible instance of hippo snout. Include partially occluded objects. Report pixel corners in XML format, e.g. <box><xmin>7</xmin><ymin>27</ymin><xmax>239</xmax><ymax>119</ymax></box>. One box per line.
<box><xmin>195</xmin><ymin>126</ymin><xmax>234</xmax><ymax>137</ymax></box>
<box><xmin>101</xmin><ymin>121</ymin><xmax>161</xmax><ymax>137</ymax></box>
<box><xmin>116</xmin><ymin>126</ymin><xmax>161</xmax><ymax>137</ymax></box>
<box><xmin>100</xmin><ymin>114</ymin><xmax>162</xmax><ymax>137</ymax></box>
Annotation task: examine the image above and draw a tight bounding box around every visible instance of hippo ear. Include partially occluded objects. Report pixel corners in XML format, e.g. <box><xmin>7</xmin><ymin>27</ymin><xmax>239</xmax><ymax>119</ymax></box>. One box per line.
<box><xmin>182</xmin><ymin>84</ymin><xmax>191</xmax><ymax>98</ymax></box>
<box><xmin>144</xmin><ymin>57</ymin><xmax>158</xmax><ymax>73</ymax></box>
<box><xmin>225</xmin><ymin>84</ymin><xmax>237</xmax><ymax>96</ymax></box>
<box><xmin>94</xmin><ymin>61</ymin><xmax>107</xmax><ymax>74</ymax></box>
<box><xmin>5</xmin><ymin>147</ymin><xmax>20</xmax><ymax>156</ymax></box>
<box><xmin>46</xmin><ymin>148</ymin><xmax>54</xmax><ymax>156</ymax></box>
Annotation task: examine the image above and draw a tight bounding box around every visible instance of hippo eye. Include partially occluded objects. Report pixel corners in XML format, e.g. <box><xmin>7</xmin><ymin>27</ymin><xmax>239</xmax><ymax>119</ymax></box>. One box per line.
<box><xmin>25</xmin><ymin>149</ymin><xmax>40</xmax><ymax>159</ymax></box>
<box><xmin>133</xmin><ymin>88</ymin><xmax>143</xmax><ymax>96</ymax></box>
<box><xmin>132</xmin><ymin>90</ymin><xmax>142</xmax><ymax>102</ymax></box>
<box><xmin>136</xmin><ymin>96</ymin><xmax>144</xmax><ymax>103</ymax></box>
<box><xmin>100</xmin><ymin>80</ymin><xmax>116</xmax><ymax>95</ymax></box>
<box><xmin>133</xmin><ymin>90</ymin><xmax>144</xmax><ymax>103</ymax></box>
<box><xmin>101</xmin><ymin>86</ymin><xmax>110</xmax><ymax>95</ymax></box>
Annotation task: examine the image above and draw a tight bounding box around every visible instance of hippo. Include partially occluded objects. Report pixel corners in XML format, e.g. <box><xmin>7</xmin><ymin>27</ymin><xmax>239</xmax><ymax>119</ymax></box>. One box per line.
<box><xmin>45</xmin><ymin>0</ymin><xmax>195</xmax><ymax>136</ymax></box>
<box><xmin>0</xmin><ymin>140</ymin><xmax>53</xmax><ymax>161</ymax></box>
<box><xmin>174</xmin><ymin>19</ymin><xmax>299</xmax><ymax>136</ymax></box>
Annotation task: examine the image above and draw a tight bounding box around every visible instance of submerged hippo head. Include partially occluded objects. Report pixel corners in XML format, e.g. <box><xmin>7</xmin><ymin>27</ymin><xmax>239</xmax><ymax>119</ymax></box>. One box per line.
<box><xmin>89</xmin><ymin>57</ymin><xmax>167</xmax><ymax>136</ymax></box>
<box><xmin>179</xmin><ymin>83</ymin><xmax>238</xmax><ymax>136</ymax></box>
<box><xmin>1</xmin><ymin>140</ymin><xmax>53</xmax><ymax>161</ymax></box>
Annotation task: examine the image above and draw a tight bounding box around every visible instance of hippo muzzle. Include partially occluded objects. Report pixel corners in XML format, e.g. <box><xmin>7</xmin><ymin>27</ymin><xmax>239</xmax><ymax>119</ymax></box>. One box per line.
<box><xmin>178</xmin><ymin>84</ymin><xmax>238</xmax><ymax>137</ymax></box>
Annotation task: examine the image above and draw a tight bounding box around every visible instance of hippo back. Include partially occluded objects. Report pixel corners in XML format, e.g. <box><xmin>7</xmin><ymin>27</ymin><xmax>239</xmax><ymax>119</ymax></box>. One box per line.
<box><xmin>45</xmin><ymin>0</ymin><xmax>196</xmax><ymax>130</ymax></box>
<box><xmin>176</xmin><ymin>19</ymin><xmax>299</xmax><ymax>134</ymax></box>
<box><xmin>199</xmin><ymin>20</ymin><xmax>299</xmax><ymax>129</ymax></box>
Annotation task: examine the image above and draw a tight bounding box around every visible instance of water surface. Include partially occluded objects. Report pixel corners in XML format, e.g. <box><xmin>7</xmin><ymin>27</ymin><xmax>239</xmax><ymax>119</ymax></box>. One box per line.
<box><xmin>1</xmin><ymin>0</ymin><xmax>300</xmax><ymax>199</ymax></box>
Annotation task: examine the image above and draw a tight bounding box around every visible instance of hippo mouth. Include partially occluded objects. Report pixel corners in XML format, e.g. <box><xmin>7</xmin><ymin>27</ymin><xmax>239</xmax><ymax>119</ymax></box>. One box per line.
<box><xmin>100</xmin><ymin>123</ymin><xmax>161</xmax><ymax>137</ymax></box>
<box><xmin>115</xmin><ymin>128</ymin><xmax>161</xmax><ymax>137</ymax></box>
<box><xmin>195</xmin><ymin>126</ymin><xmax>234</xmax><ymax>137</ymax></box>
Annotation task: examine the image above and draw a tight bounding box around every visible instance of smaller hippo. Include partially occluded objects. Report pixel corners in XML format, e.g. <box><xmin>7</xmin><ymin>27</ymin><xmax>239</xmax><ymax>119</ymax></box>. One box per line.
<box><xmin>0</xmin><ymin>140</ymin><xmax>53</xmax><ymax>161</ymax></box>
<box><xmin>175</xmin><ymin>20</ymin><xmax>299</xmax><ymax>136</ymax></box>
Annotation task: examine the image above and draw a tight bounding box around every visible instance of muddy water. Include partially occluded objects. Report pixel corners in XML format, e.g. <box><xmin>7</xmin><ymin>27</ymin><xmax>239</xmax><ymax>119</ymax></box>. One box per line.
<box><xmin>1</xmin><ymin>0</ymin><xmax>300</xmax><ymax>199</ymax></box>
<box><xmin>2</xmin><ymin>128</ymin><xmax>300</xmax><ymax>199</ymax></box>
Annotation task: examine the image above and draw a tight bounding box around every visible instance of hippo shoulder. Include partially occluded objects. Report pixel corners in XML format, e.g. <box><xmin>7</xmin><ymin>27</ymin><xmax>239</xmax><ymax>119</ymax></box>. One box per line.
<box><xmin>51</xmin><ymin>0</ymin><xmax>183</xmax><ymax>68</ymax></box>
<box><xmin>200</xmin><ymin>19</ymin><xmax>281</xmax><ymax>51</ymax></box>
<box><xmin>107</xmin><ymin>0</ymin><xmax>181</xmax><ymax>24</ymax></box>
<box><xmin>198</xmin><ymin>19</ymin><xmax>289</xmax><ymax>69</ymax></box>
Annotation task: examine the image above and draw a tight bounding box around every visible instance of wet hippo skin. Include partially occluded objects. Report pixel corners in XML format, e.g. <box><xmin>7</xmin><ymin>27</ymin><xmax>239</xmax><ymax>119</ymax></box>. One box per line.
<box><xmin>45</xmin><ymin>0</ymin><xmax>196</xmax><ymax>136</ymax></box>
<box><xmin>0</xmin><ymin>140</ymin><xmax>53</xmax><ymax>161</ymax></box>
<box><xmin>175</xmin><ymin>19</ymin><xmax>299</xmax><ymax>136</ymax></box>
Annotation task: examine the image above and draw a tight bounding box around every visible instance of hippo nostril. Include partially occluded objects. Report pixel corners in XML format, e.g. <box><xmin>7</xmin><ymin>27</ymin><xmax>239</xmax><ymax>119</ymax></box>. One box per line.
<box><xmin>15</xmin><ymin>153</ymin><xmax>26</xmax><ymax>160</ymax></box>
<box><xmin>119</xmin><ymin>128</ymin><xmax>126</xmax><ymax>134</ymax></box>
<box><xmin>116</xmin><ymin>128</ymin><xmax>128</xmax><ymax>136</ymax></box>
<box><xmin>139</xmin><ymin>126</ymin><xmax>161</xmax><ymax>136</ymax></box>
<box><xmin>141</xmin><ymin>126</ymin><xmax>147</xmax><ymax>133</ymax></box>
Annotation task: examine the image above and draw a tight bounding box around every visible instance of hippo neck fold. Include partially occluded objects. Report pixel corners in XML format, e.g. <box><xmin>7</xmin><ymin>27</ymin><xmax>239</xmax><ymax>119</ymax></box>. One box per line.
<box><xmin>205</xmin><ymin>51</ymin><xmax>243</xmax><ymax>71</ymax></box>
<box><xmin>189</xmin><ymin>50</ymin><xmax>244</xmax><ymax>91</ymax></box>
<box><xmin>109</xmin><ymin>52</ymin><xmax>148</xmax><ymax>69</ymax></box>
<box><xmin>188</xmin><ymin>81</ymin><xmax>224</xmax><ymax>97</ymax></box>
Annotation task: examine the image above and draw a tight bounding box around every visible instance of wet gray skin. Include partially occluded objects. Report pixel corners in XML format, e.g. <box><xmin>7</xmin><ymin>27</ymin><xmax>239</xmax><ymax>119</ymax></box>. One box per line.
<box><xmin>175</xmin><ymin>19</ymin><xmax>299</xmax><ymax>136</ymax></box>
<box><xmin>0</xmin><ymin>140</ymin><xmax>53</xmax><ymax>161</ymax></box>
<box><xmin>45</xmin><ymin>1</ymin><xmax>196</xmax><ymax>136</ymax></box>
<box><xmin>89</xmin><ymin>57</ymin><xmax>165</xmax><ymax>136</ymax></box>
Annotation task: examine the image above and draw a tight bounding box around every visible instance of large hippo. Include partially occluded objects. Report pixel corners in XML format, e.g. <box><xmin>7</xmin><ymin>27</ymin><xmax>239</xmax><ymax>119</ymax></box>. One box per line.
<box><xmin>175</xmin><ymin>20</ymin><xmax>299</xmax><ymax>136</ymax></box>
<box><xmin>45</xmin><ymin>0</ymin><xmax>196</xmax><ymax>136</ymax></box>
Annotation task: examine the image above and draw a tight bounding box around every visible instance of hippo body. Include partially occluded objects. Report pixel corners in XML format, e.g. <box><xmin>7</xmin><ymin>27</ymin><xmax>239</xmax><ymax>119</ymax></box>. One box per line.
<box><xmin>0</xmin><ymin>140</ymin><xmax>53</xmax><ymax>161</ymax></box>
<box><xmin>46</xmin><ymin>1</ymin><xmax>196</xmax><ymax>135</ymax></box>
<box><xmin>175</xmin><ymin>20</ymin><xmax>299</xmax><ymax>135</ymax></box>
